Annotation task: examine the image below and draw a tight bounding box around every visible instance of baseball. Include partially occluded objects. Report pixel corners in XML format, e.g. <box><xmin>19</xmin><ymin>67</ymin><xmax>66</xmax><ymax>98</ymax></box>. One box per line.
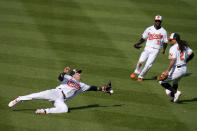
<box><xmin>110</xmin><ymin>89</ymin><xmax>114</xmax><ymax>94</ymax></box>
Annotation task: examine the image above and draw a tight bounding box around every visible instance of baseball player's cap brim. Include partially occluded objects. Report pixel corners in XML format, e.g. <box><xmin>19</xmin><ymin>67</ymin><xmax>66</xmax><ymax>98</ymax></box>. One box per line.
<box><xmin>168</xmin><ymin>33</ymin><xmax>177</xmax><ymax>40</ymax></box>
<box><xmin>76</xmin><ymin>70</ymin><xmax>82</xmax><ymax>74</ymax></box>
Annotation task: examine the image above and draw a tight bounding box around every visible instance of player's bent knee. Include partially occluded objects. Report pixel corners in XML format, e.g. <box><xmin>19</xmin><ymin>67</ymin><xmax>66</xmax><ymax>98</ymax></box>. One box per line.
<box><xmin>138</xmin><ymin>62</ymin><xmax>143</xmax><ymax>66</ymax></box>
<box><xmin>60</xmin><ymin>106</ymin><xmax>68</xmax><ymax>113</ymax></box>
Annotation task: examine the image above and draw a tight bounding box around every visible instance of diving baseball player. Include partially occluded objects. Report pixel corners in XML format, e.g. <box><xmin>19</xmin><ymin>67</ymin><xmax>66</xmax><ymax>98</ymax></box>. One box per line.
<box><xmin>8</xmin><ymin>67</ymin><xmax>113</xmax><ymax>114</ymax></box>
<box><xmin>131</xmin><ymin>15</ymin><xmax>168</xmax><ymax>81</ymax></box>
<box><xmin>159</xmin><ymin>33</ymin><xmax>194</xmax><ymax>102</ymax></box>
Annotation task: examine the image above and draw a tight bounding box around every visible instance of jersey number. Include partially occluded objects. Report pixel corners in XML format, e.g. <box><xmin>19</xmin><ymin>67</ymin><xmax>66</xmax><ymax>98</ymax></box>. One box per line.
<box><xmin>180</xmin><ymin>52</ymin><xmax>185</xmax><ymax>61</ymax></box>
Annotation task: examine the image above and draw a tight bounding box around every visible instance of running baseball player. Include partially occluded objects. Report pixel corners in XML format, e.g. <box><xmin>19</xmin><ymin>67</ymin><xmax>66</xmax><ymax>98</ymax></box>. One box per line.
<box><xmin>159</xmin><ymin>33</ymin><xmax>194</xmax><ymax>102</ymax></box>
<box><xmin>131</xmin><ymin>15</ymin><xmax>168</xmax><ymax>81</ymax></box>
<box><xmin>8</xmin><ymin>67</ymin><xmax>113</xmax><ymax>114</ymax></box>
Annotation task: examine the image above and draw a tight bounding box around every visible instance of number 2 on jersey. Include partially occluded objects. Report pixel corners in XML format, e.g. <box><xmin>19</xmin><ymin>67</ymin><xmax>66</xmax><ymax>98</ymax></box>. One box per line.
<box><xmin>180</xmin><ymin>52</ymin><xmax>184</xmax><ymax>61</ymax></box>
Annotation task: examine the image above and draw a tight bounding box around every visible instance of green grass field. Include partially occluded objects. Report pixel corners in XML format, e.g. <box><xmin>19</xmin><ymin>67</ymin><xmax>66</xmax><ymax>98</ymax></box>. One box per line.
<box><xmin>0</xmin><ymin>0</ymin><xmax>197</xmax><ymax>130</ymax></box>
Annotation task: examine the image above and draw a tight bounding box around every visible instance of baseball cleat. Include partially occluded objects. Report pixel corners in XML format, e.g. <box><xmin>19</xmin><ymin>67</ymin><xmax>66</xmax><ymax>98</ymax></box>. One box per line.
<box><xmin>130</xmin><ymin>73</ymin><xmax>136</xmax><ymax>79</ymax></box>
<box><xmin>8</xmin><ymin>97</ymin><xmax>21</xmax><ymax>107</ymax></box>
<box><xmin>174</xmin><ymin>91</ymin><xmax>181</xmax><ymax>102</ymax></box>
<box><xmin>137</xmin><ymin>78</ymin><xmax>143</xmax><ymax>82</ymax></box>
<box><xmin>35</xmin><ymin>109</ymin><xmax>46</xmax><ymax>114</ymax></box>
<box><xmin>165</xmin><ymin>89</ymin><xmax>174</xmax><ymax>101</ymax></box>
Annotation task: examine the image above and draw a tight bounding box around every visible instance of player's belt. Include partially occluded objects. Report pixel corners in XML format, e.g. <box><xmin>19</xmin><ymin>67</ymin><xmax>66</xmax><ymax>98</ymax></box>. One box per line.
<box><xmin>58</xmin><ymin>88</ymin><xmax>66</xmax><ymax>99</ymax></box>
<box><xmin>61</xmin><ymin>91</ymin><xmax>66</xmax><ymax>99</ymax></box>
<box><xmin>177</xmin><ymin>64</ymin><xmax>186</xmax><ymax>68</ymax></box>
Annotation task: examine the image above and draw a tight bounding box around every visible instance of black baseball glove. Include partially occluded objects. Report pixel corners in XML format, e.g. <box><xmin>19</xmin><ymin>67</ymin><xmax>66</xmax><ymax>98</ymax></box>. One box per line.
<box><xmin>134</xmin><ymin>43</ymin><xmax>142</xmax><ymax>49</ymax></box>
<box><xmin>102</xmin><ymin>81</ymin><xmax>113</xmax><ymax>95</ymax></box>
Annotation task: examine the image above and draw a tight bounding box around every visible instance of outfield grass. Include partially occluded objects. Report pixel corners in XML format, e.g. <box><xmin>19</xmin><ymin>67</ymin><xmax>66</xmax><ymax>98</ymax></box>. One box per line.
<box><xmin>0</xmin><ymin>0</ymin><xmax>197</xmax><ymax>130</ymax></box>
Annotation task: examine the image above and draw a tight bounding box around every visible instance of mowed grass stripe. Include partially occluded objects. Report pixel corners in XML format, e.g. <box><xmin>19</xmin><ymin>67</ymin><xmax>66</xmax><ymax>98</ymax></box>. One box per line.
<box><xmin>0</xmin><ymin>37</ymin><xmax>124</xmax><ymax>59</ymax></box>
<box><xmin>0</xmin><ymin>50</ymin><xmax>130</xmax><ymax>74</ymax></box>
<box><xmin>2</xmin><ymin>106</ymin><xmax>188</xmax><ymax>131</ymax></box>
<box><xmin>1</xmin><ymin>6</ymin><xmax>196</xmax><ymax>29</ymax></box>
<box><xmin>1</xmin><ymin>0</ymin><xmax>197</xmax><ymax>28</ymax></box>
<box><xmin>0</xmin><ymin>24</ymin><xmax>134</xmax><ymax>43</ymax></box>
<box><xmin>1</xmin><ymin>0</ymin><xmax>196</xmax><ymax>20</ymax></box>
<box><xmin>0</xmin><ymin>17</ymin><xmax>145</xmax><ymax>37</ymax></box>
<box><xmin>0</xmin><ymin>44</ymin><xmax>130</xmax><ymax>70</ymax></box>
<box><xmin>0</xmin><ymin>111</ymin><xmax>139</xmax><ymax>131</ymax></box>
<box><xmin>0</xmin><ymin>34</ymin><xmax>130</xmax><ymax>52</ymax></box>
<box><xmin>68</xmin><ymin>95</ymin><xmax>176</xmax><ymax>120</ymax></box>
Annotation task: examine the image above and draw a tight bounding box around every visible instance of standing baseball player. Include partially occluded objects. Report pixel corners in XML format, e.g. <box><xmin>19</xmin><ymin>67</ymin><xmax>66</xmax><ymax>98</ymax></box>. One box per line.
<box><xmin>159</xmin><ymin>33</ymin><xmax>194</xmax><ymax>102</ymax></box>
<box><xmin>131</xmin><ymin>15</ymin><xmax>168</xmax><ymax>81</ymax></box>
<box><xmin>8</xmin><ymin>67</ymin><xmax>113</xmax><ymax>114</ymax></box>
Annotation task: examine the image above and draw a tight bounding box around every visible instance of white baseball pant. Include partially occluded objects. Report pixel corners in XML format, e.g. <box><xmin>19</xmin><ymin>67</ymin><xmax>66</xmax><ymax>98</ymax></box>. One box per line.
<box><xmin>159</xmin><ymin>66</ymin><xmax>187</xmax><ymax>84</ymax></box>
<box><xmin>19</xmin><ymin>89</ymin><xmax>68</xmax><ymax>114</ymax></box>
<box><xmin>134</xmin><ymin>47</ymin><xmax>159</xmax><ymax>79</ymax></box>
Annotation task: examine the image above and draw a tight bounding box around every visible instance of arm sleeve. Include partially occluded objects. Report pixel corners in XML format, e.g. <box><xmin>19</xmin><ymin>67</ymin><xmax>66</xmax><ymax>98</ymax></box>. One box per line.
<box><xmin>186</xmin><ymin>47</ymin><xmax>193</xmax><ymax>56</ymax></box>
<box><xmin>80</xmin><ymin>82</ymin><xmax>91</xmax><ymax>92</ymax></box>
<box><xmin>186</xmin><ymin>47</ymin><xmax>194</xmax><ymax>63</ymax></box>
<box><xmin>163</xmin><ymin>30</ymin><xmax>168</xmax><ymax>43</ymax></box>
<box><xmin>142</xmin><ymin>28</ymin><xmax>149</xmax><ymax>40</ymax></box>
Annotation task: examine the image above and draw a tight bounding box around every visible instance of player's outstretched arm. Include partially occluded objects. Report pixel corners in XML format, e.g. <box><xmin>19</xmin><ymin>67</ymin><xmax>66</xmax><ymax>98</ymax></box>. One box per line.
<box><xmin>87</xmin><ymin>81</ymin><xmax>113</xmax><ymax>95</ymax></box>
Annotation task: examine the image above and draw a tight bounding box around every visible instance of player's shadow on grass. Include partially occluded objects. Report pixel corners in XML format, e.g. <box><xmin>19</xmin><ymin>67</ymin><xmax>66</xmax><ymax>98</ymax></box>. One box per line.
<box><xmin>143</xmin><ymin>76</ymin><xmax>157</xmax><ymax>80</ymax></box>
<box><xmin>12</xmin><ymin>104</ymin><xmax>122</xmax><ymax>112</ymax></box>
<box><xmin>144</xmin><ymin>73</ymin><xmax>192</xmax><ymax>81</ymax></box>
<box><xmin>69</xmin><ymin>104</ymin><xmax>122</xmax><ymax>111</ymax></box>
<box><xmin>184</xmin><ymin>73</ymin><xmax>192</xmax><ymax>77</ymax></box>
<box><xmin>13</xmin><ymin>108</ymin><xmax>36</xmax><ymax>112</ymax></box>
<box><xmin>178</xmin><ymin>98</ymin><xmax>197</xmax><ymax>104</ymax></box>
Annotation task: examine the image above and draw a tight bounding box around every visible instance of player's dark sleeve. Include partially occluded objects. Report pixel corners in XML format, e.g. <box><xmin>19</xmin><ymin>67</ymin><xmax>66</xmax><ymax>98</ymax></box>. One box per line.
<box><xmin>134</xmin><ymin>38</ymin><xmax>145</xmax><ymax>49</ymax></box>
<box><xmin>186</xmin><ymin>52</ymin><xmax>194</xmax><ymax>63</ymax></box>
<box><xmin>138</xmin><ymin>38</ymin><xmax>145</xmax><ymax>44</ymax></box>
<box><xmin>163</xmin><ymin>43</ymin><xmax>167</xmax><ymax>50</ymax></box>
<box><xmin>58</xmin><ymin>72</ymin><xmax>66</xmax><ymax>82</ymax></box>
<box><xmin>136</xmin><ymin>38</ymin><xmax>145</xmax><ymax>45</ymax></box>
<box><xmin>87</xmin><ymin>86</ymin><xmax>102</xmax><ymax>91</ymax></box>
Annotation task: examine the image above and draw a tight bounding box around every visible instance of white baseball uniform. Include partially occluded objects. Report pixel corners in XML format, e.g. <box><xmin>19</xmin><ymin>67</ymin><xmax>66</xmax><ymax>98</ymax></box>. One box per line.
<box><xmin>160</xmin><ymin>43</ymin><xmax>193</xmax><ymax>84</ymax></box>
<box><xmin>17</xmin><ymin>75</ymin><xmax>90</xmax><ymax>114</ymax></box>
<box><xmin>134</xmin><ymin>25</ymin><xmax>168</xmax><ymax>79</ymax></box>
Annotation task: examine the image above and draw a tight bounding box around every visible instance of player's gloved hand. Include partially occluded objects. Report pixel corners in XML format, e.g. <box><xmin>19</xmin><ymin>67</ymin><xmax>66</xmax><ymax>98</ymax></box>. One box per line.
<box><xmin>134</xmin><ymin>43</ymin><xmax>142</xmax><ymax>49</ymax></box>
<box><xmin>102</xmin><ymin>81</ymin><xmax>112</xmax><ymax>95</ymax></box>
<box><xmin>157</xmin><ymin>72</ymin><xmax>168</xmax><ymax>81</ymax></box>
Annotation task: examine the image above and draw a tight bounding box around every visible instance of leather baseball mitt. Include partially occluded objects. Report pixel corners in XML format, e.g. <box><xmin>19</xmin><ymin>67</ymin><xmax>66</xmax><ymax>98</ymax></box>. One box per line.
<box><xmin>157</xmin><ymin>72</ymin><xmax>168</xmax><ymax>81</ymax></box>
<box><xmin>102</xmin><ymin>81</ymin><xmax>112</xmax><ymax>95</ymax></box>
<box><xmin>134</xmin><ymin>43</ymin><xmax>142</xmax><ymax>49</ymax></box>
